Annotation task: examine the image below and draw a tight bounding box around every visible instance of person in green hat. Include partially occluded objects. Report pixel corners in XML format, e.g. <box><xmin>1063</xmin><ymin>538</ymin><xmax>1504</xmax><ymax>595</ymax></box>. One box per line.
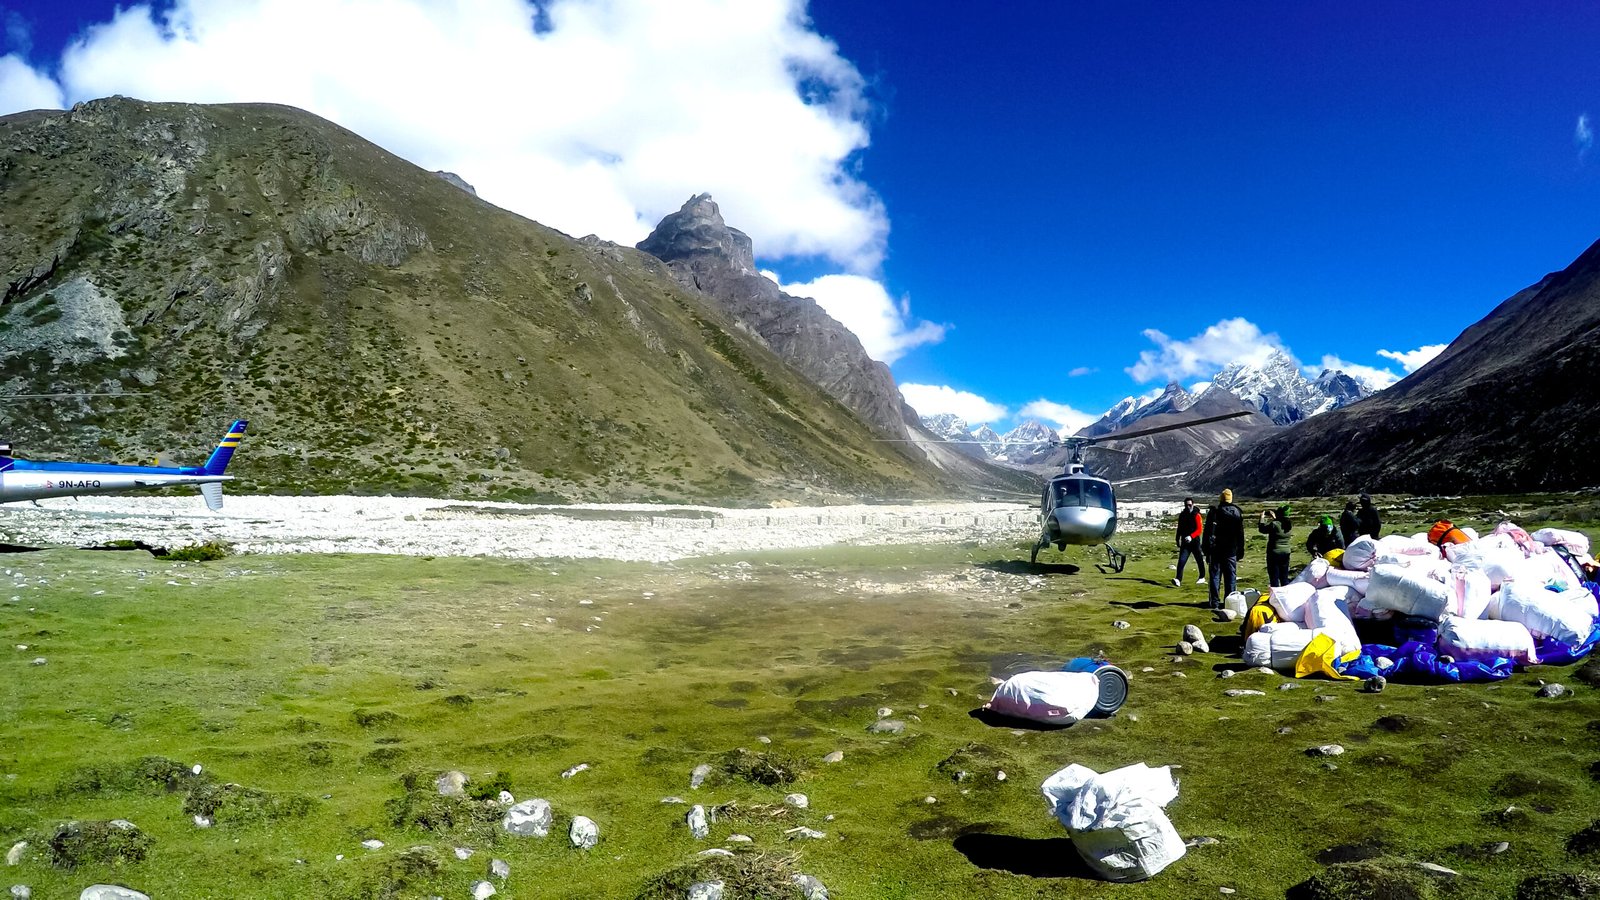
<box><xmin>1305</xmin><ymin>514</ymin><xmax>1345</xmax><ymax>558</ymax></box>
<box><xmin>1258</xmin><ymin>504</ymin><xmax>1294</xmax><ymax>587</ymax></box>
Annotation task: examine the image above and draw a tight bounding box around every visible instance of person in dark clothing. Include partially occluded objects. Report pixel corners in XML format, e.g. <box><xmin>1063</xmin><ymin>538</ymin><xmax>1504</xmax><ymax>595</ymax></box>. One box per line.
<box><xmin>1203</xmin><ymin>488</ymin><xmax>1246</xmax><ymax>609</ymax></box>
<box><xmin>1173</xmin><ymin>497</ymin><xmax>1205</xmax><ymax>587</ymax></box>
<box><xmin>1357</xmin><ymin>493</ymin><xmax>1382</xmax><ymax>539</ymax></box>
<box><xmin>1306</xmin><ymin>515</ymin><xmax>1345</xmax><ymax>557</ymax></box>
<box><xmin>1259</xmin><ymin>504</ymin><xmax>1294</xmax><ymax>587</ymax></box>
<box><xmin>1339</xmin><ymin>500</ymin><xmax>1360</xmax><ymax>547</ymax></box>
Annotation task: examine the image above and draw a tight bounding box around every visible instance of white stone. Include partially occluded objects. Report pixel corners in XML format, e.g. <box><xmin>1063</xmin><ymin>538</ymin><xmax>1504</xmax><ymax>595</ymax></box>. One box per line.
<box><xmin>1222</xmin><ymin>689</ymin><xmax>1264</xmax><ymax>697</ymax></box>
<box><xmin>193</xmin><ymin>815</ymin><xmax>212</xmax><ymax>828</ymax></box>
<box><xmin>11</xmin><ymin>886</ymin><xmax>31</xmax><ymax>900</ymax></box>
<box><xmin>783</xmin><ymin>793</ymin><xmax>808</xmax><ymax>809</ymax></box>
<box><xmin>79</xmin><ymin>888</ymin><xmax>150</xmax><ymax>900</ymax></box>
<box><xmin>569</xmin><ymin>815</ymin><xmax>598</xmax><ymax>849</ymax></box>
<box><xmin>561</xmin><ymin>763</ymin><xmax>590</xmax><ymax>778</ymax></box>
<box><xmin>361</xmin><ymin>839</ymin><xmax>384</xmax><ymax>850</ymax></box>
<box><xmin>687</xmin><ymin>880</ymin><xmax>725</xmax><ymax>900</ymax></box>
<box><xmin>471</xmin><ymin>880</ymin><xmax>497</xmax><ymax>900</ymax></box>
<box><xmin>821</xmin><ymin>751</ymin><xmax>844</xmax><ymax>763</ymax></box>
<box><xmin>687</xmin><ymin>805</ymin><xmax>710</xmax><ymax>839</ymax></box>
<box><xmin>454</xmin><ymin>847</ymin><xmax>474</xmax><ymax>860</ymax></box>
<box><xmin>5</xmin><ymin>842</ymin><xmax>25</xmax><ymax>866</ymax></box>
<box><xmin>435</xmin><ymin>771</ymin><xmax>468</xmax><ymax>797</ymax></box>
<box><xmin>690</xmin><ymin>763</ymin><xmax>712</xmax><ymax>788</ymax></box>
<box><xmin>490</xmin><ymin>858</ymin><xmax>510</xmax><ymax>880</ymax></box>
<box><xmin>726</xmin><ymin>834</ymin><xmax>752</xmax><ymax>842</ymax></box>
<box><xmin>501</xmin><ymin>799</ymin><xmax>552</xmax><ymax>837</ymax></box>
<box><xmin>786</xmin><ymin>826</ymin><xmax>826</xmax><ymax>840</ymax></box>
<box><xmin>792</xmin><ymin>874</ymin><xmax>830</xmax><ymax>900</ymax></box>
<box><xmin>496</xmin><ymin>790</ymin><xmax>514</xmax><ymax>805</ymax></box>
<box><xmin>696</xmin><ymin>849</ymin><xmax>734</xmax><ymax>858</ymax></box>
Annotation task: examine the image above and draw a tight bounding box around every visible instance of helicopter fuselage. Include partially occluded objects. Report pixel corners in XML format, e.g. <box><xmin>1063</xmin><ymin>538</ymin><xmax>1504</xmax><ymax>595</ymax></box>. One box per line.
<box><xmin>1039</xmin><ymin>471</ymin><xmax>1118</xmax><ymax>547</ymax></box>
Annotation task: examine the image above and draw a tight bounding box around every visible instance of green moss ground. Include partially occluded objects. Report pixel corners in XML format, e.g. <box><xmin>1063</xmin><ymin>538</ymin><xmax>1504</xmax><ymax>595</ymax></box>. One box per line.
<box><xmin>1</xmin><ymin>504</ymin><xmax>1598</xmax><ymax>897</ymax></box>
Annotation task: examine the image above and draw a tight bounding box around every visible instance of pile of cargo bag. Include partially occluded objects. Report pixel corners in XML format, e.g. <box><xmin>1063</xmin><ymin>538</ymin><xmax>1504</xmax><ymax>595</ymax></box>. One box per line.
<box><xmin>1241</xmin><ymin>522</ymin><xmax>1600</xmax><ymax>682</ymax></box>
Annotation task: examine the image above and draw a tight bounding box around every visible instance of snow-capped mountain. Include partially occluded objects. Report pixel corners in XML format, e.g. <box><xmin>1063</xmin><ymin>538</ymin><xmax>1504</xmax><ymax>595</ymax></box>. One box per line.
<box><xmin>1210</xmin><ymin>349</ymin><xmax>1373</xmax><ymax>425</ymax></box>
<box><xmin>971</xmin><ymin>424</ymin><xmax>1004</xmax><ymax>456</ymax></box>
<box><xmin>992</xmin><ymin>420</ymin><xmax>1060</xmax><ymax>466</ymax></box>
<box><xmin>1080</xmin><ymin>382</ymin><xmax>1196</xmax><ymax>437</ymax></box>
<box><xmin>921</xmin><ymin>413</ymin><xmax>973</xmax><ymax>442</ymax></box>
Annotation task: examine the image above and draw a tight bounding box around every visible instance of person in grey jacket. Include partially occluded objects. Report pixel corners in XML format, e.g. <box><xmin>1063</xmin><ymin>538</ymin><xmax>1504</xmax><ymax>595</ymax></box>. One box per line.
<box><xmin>1203</xmin><ymin>488</ymin><xmax>1246</xmax><ymax>610</ymax></box>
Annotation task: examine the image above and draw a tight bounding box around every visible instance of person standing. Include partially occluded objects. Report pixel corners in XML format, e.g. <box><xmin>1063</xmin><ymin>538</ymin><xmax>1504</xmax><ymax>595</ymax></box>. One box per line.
<box><xmin>1306</xmin><ymin>515</ymin><xmax>1345</xmax><ymax>557</ymax></box>
<box><xmin>1357</xmin><ymin>493</ymin><xmax>1382</xmax><ymax>539</ymax></box>
<box><xmin>1173</xmin><ymin>497</ymin><xmax>1206</xmax><ymax>587</ymax></box>
<box><xmin>1338</xmin><ymin>500</ymin><xmax>1361</xmax><ymax>548</ymax></box>
<box><xmin>1259</xmin><ymin>504</ymin><xmax>1294</xmax><ymax>587</ymax></box>
<box><xmin>1203</xmin><ymin>489</ymin><xmax>1246</xmax><ymax>609</ymax></box>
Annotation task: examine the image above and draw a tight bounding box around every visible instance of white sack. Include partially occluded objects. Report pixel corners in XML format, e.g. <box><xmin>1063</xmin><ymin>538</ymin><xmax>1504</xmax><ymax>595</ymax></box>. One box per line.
<box><xmin>1342</xmin><ymin>536</ymin><xmax>1381</xmax><ymax>571</ymax></box>
<box><xmin>1323</xmin><ymin>567</ymin><xmax>1369</xmax><ymax>596</ymax></box>
<box><xmin>1437</xmin><ymin>615</ymin><xmax>1537</xmax><ymax>664</ymax></box>
<box><xmin>1442</xmin><ymin>567</ymin><xmax>1492</xmax><ymax>620</ymax></box>
<box><xmin>1461</xmin><ymin>526</ymin><xmax>1480</xmax><ymax>540</ymax></box>
<box><xmin>1364</xmin><ymin>564</ymin><xmax>1450</xmax><ymax>620</ymax></box>
<box><xmin>1244</xmin><ymin>623</ymin><xmax>1314</xmax><ymax>670</ymax></box>
<box><xmin>1305</xmin><ymin>590</ymin><xmax>1361</xmax><ymax>657</ymax></box>
<box><xmin>1347</xmin><ymin>597</ymin><xmax>1393</xmax><ymax>621</ymax></box>
<box><xmin>1268</xmin><ymin>582</ymin><xmax>1317</xmax><ymax>623</ymax></box>
<box><xmin>988</xmin><ymin>671</ymin><xmax>1101</xmax><ymax>724</ymax></box>
<box><xmin>1497</xmin><ymin>582</ymin><xmax>1596</xmax><ymax>646</ymax></box>
<box><xmin>1041</xmin><ymin>762</ymin><xmax>1185</xmax><ymax>882</ymax></box>
<box><xmin>1380</xmin><ymin>534</ymin><xmax>1440</xmax><ymax>558</ymax></box>
<box><xmin>1445</xmin><ymin>539</ymin><xmax>1529</xmax><ymax>589</ymax></box>
<box><xmin>1294</xmin><ymin>557</ymin><xmax>1330</xmax><ymax>588</ymax></box>
<box><xmin>1533</xmin><ymin>528</ymin><xmax>1591</xmax><ymax>557</ymax></box>
<box><xmin>1507</xmin><ymin>552</ymin><xmax>1582</xmax><ymax>593</ymax></box>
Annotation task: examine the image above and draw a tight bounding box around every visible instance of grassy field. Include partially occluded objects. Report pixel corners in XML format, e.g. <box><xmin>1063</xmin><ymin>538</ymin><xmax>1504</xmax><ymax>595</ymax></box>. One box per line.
<box><xmin>2</xmin><ymin>500</ymin><xmax>1599</xmax><ymax>899</ymax></box>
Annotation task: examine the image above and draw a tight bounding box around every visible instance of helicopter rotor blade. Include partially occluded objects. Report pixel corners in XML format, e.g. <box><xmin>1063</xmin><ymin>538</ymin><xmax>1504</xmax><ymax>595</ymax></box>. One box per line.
<box><xmin>1086</xmin><ymin>410</ymin><xmax>1254</xmax><ymax>444</ymax></box>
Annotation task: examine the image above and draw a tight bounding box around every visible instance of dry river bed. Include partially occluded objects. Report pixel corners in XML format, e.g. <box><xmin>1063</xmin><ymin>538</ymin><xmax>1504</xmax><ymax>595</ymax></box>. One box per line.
<box><xmin>0</xmin><ymin>496</ymin><xmax>1168</xmax><ymax>561</ymax></box>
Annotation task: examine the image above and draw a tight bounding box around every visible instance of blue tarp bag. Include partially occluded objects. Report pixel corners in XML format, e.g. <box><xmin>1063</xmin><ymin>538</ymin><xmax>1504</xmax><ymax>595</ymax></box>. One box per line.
<box><xmin>1534</xmin><ymin>622</ymin><xmax>1600</xmax><ymax>667</ymax></box>
<box><xmin>1348</xmin><ymin>641</ymin><xmax>1514</xmax><ymax>683</ymax></box>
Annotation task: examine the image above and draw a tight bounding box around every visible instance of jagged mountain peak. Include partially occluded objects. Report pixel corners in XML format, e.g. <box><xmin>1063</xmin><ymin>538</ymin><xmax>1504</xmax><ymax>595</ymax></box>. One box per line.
<box><xmin>1210</xmin><ymin>349</ymin><xmax>1370</xmax><ymax>425</ymax></box>
<box><xmin>636</xmin><ymin>193</ymin><xmax>756</xmax><ymax>275</ymax></box>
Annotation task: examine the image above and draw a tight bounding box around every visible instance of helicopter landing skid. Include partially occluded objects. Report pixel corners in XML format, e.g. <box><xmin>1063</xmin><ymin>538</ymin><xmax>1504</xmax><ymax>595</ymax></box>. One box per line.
<box><xmin>1030</xmin><ymin>535</ymin><xmax>1048</xmax><ymax>565</ymax></box>
<box><xmin>1104</xmin><ymin>545</ymin><xmax>1127</xmax><ymax>574</ymax></box>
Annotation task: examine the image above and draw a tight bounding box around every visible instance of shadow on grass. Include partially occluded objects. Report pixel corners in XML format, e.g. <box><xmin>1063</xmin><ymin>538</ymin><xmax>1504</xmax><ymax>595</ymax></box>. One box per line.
<box><xmin>1109</xmin><ymin>598</ymin><xmax>1212</xmax><ymax>610</ymax></box>
<box><xmin>953</xmin><ymin>833</ymin><xmax>1099</xmax><ymax>879</ymax></box>
<box><xmin>976</xmin><ymin>560</ymin><xmax>1080</xmax><ymax>576</ymax></box>
<box><xmin>0</xmin><ymin>543</ymin><xmax>45</xmax><ymax>553</ymax></box>
<box><xmin>967</xmin><ymin>707</ymin><xmax>1077</xmax><ymax>731</ymax></box>
<box><xmin>1106</xmin><ymin>575</ymin><xmax>1182</xmax><ymax>588</ymax></box>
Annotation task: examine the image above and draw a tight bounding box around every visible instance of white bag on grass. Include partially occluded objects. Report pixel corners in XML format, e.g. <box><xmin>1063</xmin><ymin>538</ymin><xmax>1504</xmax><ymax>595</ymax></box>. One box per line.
<box><xmin>1268</xmin><ymin>582</ymin><xmax>1317</xmax><ymax>624</ymax></box>
<box><xmin>1323</xmin><ymin>567</ymin><xmax>1369</xmax><ymax>596</ymax></box>
<box><xmin>1342</xmin><ymin>536</ymin><xmax>1381</xmax><ymax>571</ymax></box>
<box><xmin>1365</xmin><ymin>564</ymin><xmax>1449</xmax><ymax>620</ymax></box>
<box><xmin>1533</xmin><ymin>528</ymin><xmax>1591</xmax><ymax>557</ymax></box>
<box><xmin>1496</xmin><ymin>582</ymin><xmax>1596</xmax><ymax>646</ymax></box>
<box><xmin>1305</xmin><ymin>590</ymin><xmax>1361</xmax><ymax>657</ymax></box>
<box><xmin>1244</xmin><ymin>623</ymin><xmax>1315</xmax><ymax>670</ymax></box>
<box><xmin>1437</xmin><ymin>615</ymin><xmax>1537</xmax><ymax>664</ymax></box>
<box><xmin>1294</xmin><ymin>558</ymin><xmax>1330</xmax><ymax>588</ymax></box>
<box><xmin>1443</xmin><ymin>567</ymin><xmax>1492</xmax><ymax>620</ymax></box>
<box><xmin>1041</xmin><ymin>762</ymin><xmax>1185</xmax><ymax>882</ymax></box>
<box><xmin>987</xmin><ymin>671</ymin><xmax>1100</xmax><ymax>724</ymax></box>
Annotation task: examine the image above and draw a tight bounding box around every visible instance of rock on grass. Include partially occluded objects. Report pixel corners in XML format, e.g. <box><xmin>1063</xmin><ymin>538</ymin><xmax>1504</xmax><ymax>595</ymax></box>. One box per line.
<box><xmin>1286</xmin><ymin>859</ymin><xmax>1437</xmax><ymax>900</ymax></box>
<box><xmin>632</xmin><ymin>851</ymin><xmax>798</xmax><ymax>900</ymax></box>
<box><xmin>44</xmin><ymin>820</ymin><xmax>150</xmax><ymax>869</ymax></box>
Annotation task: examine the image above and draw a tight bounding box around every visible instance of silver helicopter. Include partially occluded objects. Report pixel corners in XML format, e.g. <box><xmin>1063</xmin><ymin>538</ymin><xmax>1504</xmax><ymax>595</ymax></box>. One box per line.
<box><xmin>1030</xmin><ymin>411</ymin><xmax>1251</xmax><ymax>570</ymax></box>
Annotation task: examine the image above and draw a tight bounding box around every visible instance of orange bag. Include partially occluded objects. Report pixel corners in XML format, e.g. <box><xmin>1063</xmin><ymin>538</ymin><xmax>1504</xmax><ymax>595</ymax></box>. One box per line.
<box><xmin>1427</xmin><ymin>520</ymin><xmax>1470</xmax><ymax>547</ymax></box>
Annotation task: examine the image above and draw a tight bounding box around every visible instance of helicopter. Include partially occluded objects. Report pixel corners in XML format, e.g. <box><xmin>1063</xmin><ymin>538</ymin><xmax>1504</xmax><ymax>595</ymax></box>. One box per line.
<box><xmin>1</xmin><ymin>394</ymin><xmax>247</xmax><ymax>510</ymax></box>
<box><xmin>1029</xmin><ymin>410</ymin><xmax>1253</xmax><ymax>570</ymax></box>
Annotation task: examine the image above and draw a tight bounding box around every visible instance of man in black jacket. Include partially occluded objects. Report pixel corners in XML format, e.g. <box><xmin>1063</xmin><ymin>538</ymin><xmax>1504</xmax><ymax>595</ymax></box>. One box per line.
<box><xmin>1203</xmin><ymin>488</ymin><xmax>1246</xmax><ymax>609</ymax></box>
<box><xmin>1357</xmin><ymin>493</ymin><xmax>1382</xmax><ymax>539</ymax></box>
<box><xmin>1306</xmin><ymin>515</ymin><xmax>1345</xmax><ymax>557</ymax></box>
<box><xmin>1339</xmin><ymin>500</ymin><xmax>1360</xmax><ymax>547</ymax></box>
<box><xmin>1173</xmin><ymin>497</ymin><xmax>1206</xmax><ymax>587</ymax></box>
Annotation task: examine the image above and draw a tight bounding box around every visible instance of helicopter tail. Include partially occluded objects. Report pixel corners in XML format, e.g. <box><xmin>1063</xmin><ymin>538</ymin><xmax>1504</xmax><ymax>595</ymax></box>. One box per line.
<box><xmin>201</xmin><ymin>420</ymin><xmax>249</xmax><ymax>476</ymax></box>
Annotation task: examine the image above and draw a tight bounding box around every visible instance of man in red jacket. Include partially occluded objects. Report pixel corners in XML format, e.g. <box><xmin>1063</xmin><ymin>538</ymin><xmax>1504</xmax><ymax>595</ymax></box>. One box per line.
<box><xmin>1173</xmin><ymin>497</ymin><xmax>1206</xmax><ymax>587</ymax></box>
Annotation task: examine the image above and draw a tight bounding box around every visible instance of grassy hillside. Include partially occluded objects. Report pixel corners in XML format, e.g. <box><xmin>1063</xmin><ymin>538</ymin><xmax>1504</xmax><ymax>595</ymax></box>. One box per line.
<box><xmin>0</xmin><ymin>98</ymin><xmax>951</xmax><ymax>504</ymax></box>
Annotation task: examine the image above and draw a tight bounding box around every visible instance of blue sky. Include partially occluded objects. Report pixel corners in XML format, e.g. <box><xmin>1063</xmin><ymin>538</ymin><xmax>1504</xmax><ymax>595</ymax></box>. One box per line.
<box><xmin>4</xmin><ymin>1</ymin><xmax>1600</xmax><ymax>432</ymax></box>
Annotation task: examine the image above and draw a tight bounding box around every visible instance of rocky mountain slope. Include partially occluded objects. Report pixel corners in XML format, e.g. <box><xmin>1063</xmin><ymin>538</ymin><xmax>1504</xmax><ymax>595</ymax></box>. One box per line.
<box><xmin>637</xmin><ymin>193</ymin><xmax>917</xmax><ymax>439</ymax></box>
<box><xmin>1195</xmin><ymin>237</ymin><xmax>1600</xmax><ymax>495</ymax></box>
<box><xmin>1071</xmin><ymin>387</ymin><xmax>1274</xmax><ymax>484</ymax></box>
<box><xmin>0</xmin><ymin>98</ymin><xmax>971</xmax><ymax>503</ymax></box>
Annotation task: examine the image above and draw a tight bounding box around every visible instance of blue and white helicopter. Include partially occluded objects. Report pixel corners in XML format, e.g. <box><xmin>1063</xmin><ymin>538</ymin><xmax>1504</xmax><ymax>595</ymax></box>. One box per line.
<box><xmin>1</xmin><ymin>401</ymin><xmax>247</xmax><ymax>511</ymax></box>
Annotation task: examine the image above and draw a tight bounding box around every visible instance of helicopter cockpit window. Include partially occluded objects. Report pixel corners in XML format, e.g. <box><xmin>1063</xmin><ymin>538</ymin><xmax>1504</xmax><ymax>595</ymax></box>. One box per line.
<box><xmin>1082</xmin><ymin>478</ymin><xmax>1114</xmax><ymax>510</ymax></box>
<box><xmin>1053</xmin><ymin>480</ymin><xmax>1078</xmax><ymax>507</ymax></box>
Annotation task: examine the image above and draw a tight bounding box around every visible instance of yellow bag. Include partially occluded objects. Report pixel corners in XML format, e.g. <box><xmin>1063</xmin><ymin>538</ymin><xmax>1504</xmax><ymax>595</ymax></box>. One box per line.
<box><xmin>1241</xmin><ymin>601</ymin><xmax>1278</xmax><ymax>640</ymax></box>
<box><xmin>1293</xmin><ymin>632</ymin><xmax>1360</xmax><ymax>680</ymax></box>
<box><xmin>1325</xmin><ymin>548</ymin><xmax>1345</xmax><ymax>568</ymax></box>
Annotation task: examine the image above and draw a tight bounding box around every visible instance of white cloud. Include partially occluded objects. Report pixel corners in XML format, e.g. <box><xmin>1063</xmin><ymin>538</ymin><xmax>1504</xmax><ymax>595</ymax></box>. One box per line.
<box><xmin>1579</xmin><ymin>113</ymin><xmax>1594</xmax><ymax>160</ymax></box>
<box><xmin>771</xmin><ymin>272</ymin><xmax>944</xmax><ymax>363</ymax></box>
<box><xmin>1127</xmin><ymin>317</ymin><xmax>1286</xmax><ymax>383</ymax></box>
<box><xmin>0</xmin><ymin>54</ymin><xmax>64</xmax><ymax>112</ymax></box>
<box><xmin>899</xmin><ymin>384</ymin><xmax>1007</xmax><ymax>424</ymax></box>
<box><xmin>1377</xmin><ymin>343</ymin><xmax>1446</xmax><ymax>373</ymax></box>
<box><xmin>1318</xmin><ymin>355</ymin><xmax>1400</xmax><ymax>390</ymax></box>
<box><xmin>1067</xmin><ymin>366</ymin><xmax>1095</xmax><ymax>377</ymax></box>
<box><xmin>1018</xmin><ymin>399</ymin><xmax>1097</xmax><ymax>435</ymax></box>
<box><xmin>3</xmin><ymin>0</ymin><xmax>887</xmax><ymax>272</ymax></box>
<box><xmin>1188</xmin><ymin>380</ymin><xmax>1212</xmax><ymax>396</ymax></box>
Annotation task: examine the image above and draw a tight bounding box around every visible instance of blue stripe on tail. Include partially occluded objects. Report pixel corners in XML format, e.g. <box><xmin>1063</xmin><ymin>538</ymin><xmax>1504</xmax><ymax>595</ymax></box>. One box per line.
<box><xmin>202</xmin><ymin>420</ymin><xmax>248</xmax><ymax>476</ymax></box>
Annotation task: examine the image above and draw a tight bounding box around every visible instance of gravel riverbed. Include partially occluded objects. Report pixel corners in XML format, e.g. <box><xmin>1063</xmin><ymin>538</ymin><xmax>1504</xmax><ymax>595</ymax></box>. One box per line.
<box><xmin>0</xmin><ymin>496</ymin><xmax>1171</xmax><ymax>562</ymax></box>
